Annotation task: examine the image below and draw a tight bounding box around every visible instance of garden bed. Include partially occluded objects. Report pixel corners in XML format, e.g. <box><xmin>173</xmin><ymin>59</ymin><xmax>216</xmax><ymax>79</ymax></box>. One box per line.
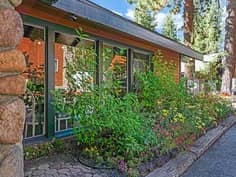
<box><xmin>24</xmin><ymin>115</ymin><xmax>236</xmax><ymax>177</ymax></box>
<box><xmin>50</xmin><ymin>55</ymin><xmax>234</xmax><ymax>177</ymax></box>
<box><xmin>24</xmin><ymin>140</ymin><xmax>177</xmax><ymax>177</ymax></box>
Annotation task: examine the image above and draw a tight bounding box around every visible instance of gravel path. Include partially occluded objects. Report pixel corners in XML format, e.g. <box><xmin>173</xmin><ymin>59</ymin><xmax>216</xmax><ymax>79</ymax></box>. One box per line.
<box><xmin>182</xmin><ymin>125</ymin><xmax>236</xmax><ymax>177</ymax></box>
<box><xmin>24</xmin><ymin>154</ymin><xmax>122</xmax><ymax>177</ymax></box>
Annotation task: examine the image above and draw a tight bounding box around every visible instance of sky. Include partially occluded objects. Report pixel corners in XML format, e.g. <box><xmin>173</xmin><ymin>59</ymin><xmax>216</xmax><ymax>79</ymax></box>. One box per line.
<box><xmin>90</xmin><ymin>0</ymin><xmax>226</xmax><ymax>42</ymax></box>
<box><xmin>90</xmin><ymin>0</ymin><xmax>185</xmax><ymax>40</ymax></box>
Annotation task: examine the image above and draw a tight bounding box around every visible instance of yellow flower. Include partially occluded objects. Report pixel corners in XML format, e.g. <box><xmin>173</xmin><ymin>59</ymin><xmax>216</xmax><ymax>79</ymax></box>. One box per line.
<box><xmin>162</xmin><ymin>109</ymin><xmax>169</xmax><ymax>117</ymax></box>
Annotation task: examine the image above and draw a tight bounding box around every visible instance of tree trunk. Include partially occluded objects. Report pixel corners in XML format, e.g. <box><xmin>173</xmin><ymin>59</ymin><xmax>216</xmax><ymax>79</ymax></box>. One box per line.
<box><xmin>183</xmin><ymin>0</ymin><xmax>195</xmax><ymax>80</ymax></box>
<box><xmin>221</xmin><ymin>66</ymin><xmax>232</xmax><ymax>94</ymax></box>
<box><xmin>184</xmin><ymin>60</ymin><xmax>194</xmax><ymax>80</ymax></box>
<box><xmin>184</xmin><ymin>0</ymin><xmax>194</xmax><ymax>47</ymax></box>
<box><xmin>221</xmin><ymin>0</ymin><xmax>236</xmax><ymax>94</ymax></box>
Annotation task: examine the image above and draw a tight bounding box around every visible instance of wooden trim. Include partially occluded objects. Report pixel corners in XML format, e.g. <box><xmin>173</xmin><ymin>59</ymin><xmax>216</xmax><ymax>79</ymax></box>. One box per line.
<box><xmin>95</xmin><ymin>40</ymin><xmax>103</xmax><ymax>85</ymax></box>
<box><xmin>17</xmin><ymin>1</ymin><xmax>174</xmax><ymax>54</ymax></box>
<box><xmin>45</xmin><ymin>27</ymin><xmax>55</xmax><ymax>138</ymax></box>
<box><xmin>127</xmin><ymin>48</ymin><xmax>133</xmax><ymax>92</ymax></box>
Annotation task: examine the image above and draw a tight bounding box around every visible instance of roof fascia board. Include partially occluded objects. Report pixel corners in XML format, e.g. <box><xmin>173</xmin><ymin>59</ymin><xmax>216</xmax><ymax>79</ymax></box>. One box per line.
<box><xmin>50</xmin><ymin>0</ymin><xmax>203</xmax><ymax>60</ymax></box>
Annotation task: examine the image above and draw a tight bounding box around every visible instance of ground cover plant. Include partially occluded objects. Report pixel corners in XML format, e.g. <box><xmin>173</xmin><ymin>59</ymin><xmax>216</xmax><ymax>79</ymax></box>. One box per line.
<box><xmin>53</xmin><ymin>48</ymin><xmax>233</xmax><ymax>177</ymax></box>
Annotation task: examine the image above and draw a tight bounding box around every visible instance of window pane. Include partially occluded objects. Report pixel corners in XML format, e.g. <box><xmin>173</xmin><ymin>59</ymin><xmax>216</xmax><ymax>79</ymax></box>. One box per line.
<box><xmin>54</xmin><ymin>32</ymin><xmax>96</xmax><ymax>133</ymax></box>
<box><xmin>103</xmin><ymin>43</ymin><xmax>127</xmax><ymax>94</ymax></box>
<box><xmin>17</xmin><ymin>24</ymin><xmax>45</xmax><ymax>139</ymax></box>
<box><xmin>133</xmin><ymin>52</ymin><xmax>149</xmax><ymax>91</ymax></box>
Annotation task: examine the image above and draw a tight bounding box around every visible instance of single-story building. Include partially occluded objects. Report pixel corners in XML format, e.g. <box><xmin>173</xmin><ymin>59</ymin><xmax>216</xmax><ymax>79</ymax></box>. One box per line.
<box><xmin>16</xmin><ymin>0</ymin><xmax>203</xmax><ymax>143</ymax></box>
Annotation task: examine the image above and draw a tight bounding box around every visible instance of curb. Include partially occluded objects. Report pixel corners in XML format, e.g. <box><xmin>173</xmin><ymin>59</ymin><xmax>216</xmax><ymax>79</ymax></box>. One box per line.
<box><xmin>146</xmin><ymin>115</ymin><xmax>236</xmax><ymax>177</ymax></box>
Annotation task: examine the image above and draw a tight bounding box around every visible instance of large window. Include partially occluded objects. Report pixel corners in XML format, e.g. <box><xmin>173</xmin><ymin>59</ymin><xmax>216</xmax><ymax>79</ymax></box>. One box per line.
<box><xmin>20</xmin><ymin>16</ymin><xmax>152</xmax><ymax>140</ymax></box>
<box><xmin>54</xmin><ymin>32</ymin><xmax>96</xmax><ymax>133</ymax></box>
<box><xmin>18</xmin><ymin>24</ymin><xmax>45</xmax><ymax>139</ymax></box>
<box><xmin>102</xmin><ymin>43</ymin><xmax>128</xmax><ymax>94</ymax></box>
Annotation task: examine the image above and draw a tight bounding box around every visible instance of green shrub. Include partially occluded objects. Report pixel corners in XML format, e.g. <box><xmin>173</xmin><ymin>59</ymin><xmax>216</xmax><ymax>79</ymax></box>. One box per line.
<box><xmin>134</xmin><ymin>52</ymin><xmax>233</xmax><ymax>152</ymax></box>
<box><xmin>54</xmin><ymin>83</ymin><xmax>157</xmax><ymax>161</ymax></box>
<box><xmin>24</xmin><ymin>139</ymin><xmax>66</xmax><ymax>160</ymax></box>
<box><xmin>53</xmin><ymin>49</ymin><xmax>233</xmax><ymax>175</ymax></box>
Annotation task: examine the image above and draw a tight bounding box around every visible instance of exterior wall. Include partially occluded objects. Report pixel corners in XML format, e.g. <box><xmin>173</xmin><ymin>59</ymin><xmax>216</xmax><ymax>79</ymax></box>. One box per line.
<box><xmin>15</xmin><ymin>0</ymin><xmax>181</xmax><ymax>140</ymax></box>
<box><xmin>161</xmin><ymin>50</ymin><xmax>180</xmax><ymax>82</ymax></box>
<box><xmin>16</xmin><ymin>1</ymin><xmax>181</xmax><ymax>82</ymax></box>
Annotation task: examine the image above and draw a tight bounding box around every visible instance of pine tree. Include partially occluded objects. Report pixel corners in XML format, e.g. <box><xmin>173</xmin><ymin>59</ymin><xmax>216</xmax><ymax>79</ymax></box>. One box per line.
<box><xmin>221</xmin><ymin>0</ymin><xmax>236</xmax><ymax>94</ymax></box>
<box><xmin>193</xmin><ymin>0</ymin><xmax>222</xmax><ymax>54</ymax></box>
<box><xmin>183</xmin><ymin>0</ymin><xmax>195</xmax><ymax>80</ymax></box>
<box><xmin>162</xmin><ymin>13</ymin><xmax>178</xmax><ymax>41</ymax></box>
<box><xmin>134</xmin><ymin>4</ymin><xmax>157</xmax><ymax>30</ymax></box>
<box><xmin>184</xmin><ymin>0</ymin><xmax>194</xmax><ymax>47</ymax></box>
<box><xmin>127</xmin><ymin>0</ymin><xmax>168</xmax><ymax>11</ymax></box>
<box><xmin>127</xmin><ymin>0</ymin><xmax>178</xmax><ymax>30</ymax></box>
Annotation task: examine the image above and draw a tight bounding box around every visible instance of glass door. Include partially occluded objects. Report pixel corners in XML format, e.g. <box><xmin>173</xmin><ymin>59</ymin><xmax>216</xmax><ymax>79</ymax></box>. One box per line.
<box><xmin>54</xmin><ymin>31</ymin><xmax>96</xmax><ymax>134</ymax></box>
<box><xmin>18</xmin><ymin>24</ymin><xmax>46</xmax><ymax>139</ymax></box>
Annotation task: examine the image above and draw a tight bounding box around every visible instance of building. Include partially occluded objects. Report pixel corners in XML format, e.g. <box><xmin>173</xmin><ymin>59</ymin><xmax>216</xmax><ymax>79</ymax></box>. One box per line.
<box><xmin>16</xmin><ymin>0</ymin><xmax>203</xmax><ymax>142</ymax></box>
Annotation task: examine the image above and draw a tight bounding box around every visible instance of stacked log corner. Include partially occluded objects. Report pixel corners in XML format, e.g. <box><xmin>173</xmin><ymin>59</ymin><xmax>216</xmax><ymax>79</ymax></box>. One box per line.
<box><xmin>0</xmin><ymin>0</ymin><xmax>26</xmax><ymax>177</ymax></box>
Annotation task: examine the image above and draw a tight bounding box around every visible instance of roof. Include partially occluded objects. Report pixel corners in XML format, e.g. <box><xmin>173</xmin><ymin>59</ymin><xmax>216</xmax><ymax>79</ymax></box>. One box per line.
<box><xmin>43</xmin><ymin>0</ymin><xmax>203</xmax><ymax>60</ymax></box>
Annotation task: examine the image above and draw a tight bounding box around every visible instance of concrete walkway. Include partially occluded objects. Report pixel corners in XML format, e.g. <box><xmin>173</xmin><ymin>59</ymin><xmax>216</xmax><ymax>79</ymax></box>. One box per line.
<box><xmin>182</xmin><ymin>125</ymin><xmax>236</xmax><ymax>177</ymax></box>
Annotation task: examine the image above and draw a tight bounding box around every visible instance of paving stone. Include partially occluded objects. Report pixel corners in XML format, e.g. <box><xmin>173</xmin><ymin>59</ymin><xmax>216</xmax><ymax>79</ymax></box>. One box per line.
<box><xmin>52</xmin><ymin>174</ymin><xmax>59</xmax><ymax>177</ymax></box>
<box><xmin>44</xmin><ymin>169</ymin><xmax>58</xmax><ymax>175</ymax></box>
<box><xmin>70</xmin><ymin>168</ymin><xmax>82</xmax><ymax>174</ymax></box>
<box><xmin>58</xmin><ymin>175</ymin><xmax>67</xmax><ymax>177</ymax></box>
<box><xmin>32</xmin><ymin>170</ymin><xmax>42</xmax><ymax>176</ymax></box>
<box><xmin>58</xmin><ymin>168</ymin><xmax>71</xmax><ymax>174</ymax></box>
<box><xmin>38</xmin><ymin>164</ymin><xmax>50</xmax><ymax>170</ymax></box>
<box><xmin>93</xmin><ymin>174</ymin><xmax>103</xmax><ymax>177</ymax></box>
<box><xmin>0</xmin><ymin>8</ymin><xmax>23</xmax><ymax>47</ymax></box>
<box><xmin>24</xmin><ymin>155</ymin><xmax>114</xmax><ymax>177</ymax></box>
<box><xmin>32</xmin><ymin>170</ymin><xmax>45</xmax><ymax>176</ymax></box>
<box><xmin>44</xmin><ymin>175</ymin><xmax>56</xmax><ymax>177</ymax></box>
<box><xmin>71</xmin><ymin>174</ymin><xmax>81</xmax><ymax>177</ymax></box>
<box><xmin>62</xmin><ymin>163</ymin><xmax>73</xmax><ymax>168</ymax></box>
<box><xmin>50</xmin><ymin>163</ymin><xmax>63</xmax><ymax>169</ymax></box>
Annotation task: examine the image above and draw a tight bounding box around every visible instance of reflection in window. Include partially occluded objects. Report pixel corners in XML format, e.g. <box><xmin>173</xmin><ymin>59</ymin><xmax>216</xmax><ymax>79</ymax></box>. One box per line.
<box><xmin>54</xmin><ymin>32</ymin><xmax>96</xmax><ymax>132</ymax></box>
<box><xmin>103</xmin><ymin>44</ymin><xmax>127</xmax><ymax>94</ymax></box>
<box><xmin>133</xmin><ymin>52</ymin><xmax>149</xmax><ymax>91</ymax></box>
<box><xmin>17</xmin><ymin>24</ymin><xmax>45</xmax><ymax>139</ymax></box>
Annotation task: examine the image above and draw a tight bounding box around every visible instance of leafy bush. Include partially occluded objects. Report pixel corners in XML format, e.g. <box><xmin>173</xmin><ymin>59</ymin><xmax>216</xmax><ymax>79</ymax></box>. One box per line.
<box><xmin>54</xmin><ymin>82</ymin><xmax>157</xmax><ymax>161</ymax></box>
<box><xmin>135</xmin><ymin>52</ymin><xmax>233</xmax><ymax>152</ymax></box>
<box><xmin>53</xmin><ymin>49</ymin><xmax>233</xmax><ymax>175</ymax></box>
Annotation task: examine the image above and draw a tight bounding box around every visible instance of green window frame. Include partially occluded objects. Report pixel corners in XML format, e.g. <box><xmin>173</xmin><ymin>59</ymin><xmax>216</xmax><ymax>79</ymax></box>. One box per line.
<box><xmin>22</xmin><ymin>14</ymin><xmax>153</xmax><ymax>142</ymax></box>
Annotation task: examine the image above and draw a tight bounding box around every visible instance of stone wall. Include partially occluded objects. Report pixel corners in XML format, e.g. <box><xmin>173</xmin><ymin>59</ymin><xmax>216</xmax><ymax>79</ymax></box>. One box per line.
<box><xmin>0</xmin><ymin>0</ymin><xmax>25</xmax><ymax>177</ymax></box>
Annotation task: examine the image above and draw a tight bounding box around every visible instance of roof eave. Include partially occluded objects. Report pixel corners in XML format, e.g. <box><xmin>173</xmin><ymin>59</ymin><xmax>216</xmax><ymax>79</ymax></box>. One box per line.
<box><xmin>45</xmin><ymin>0</ymin><xmax>203</xmax><ymax>60</ymax></box>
